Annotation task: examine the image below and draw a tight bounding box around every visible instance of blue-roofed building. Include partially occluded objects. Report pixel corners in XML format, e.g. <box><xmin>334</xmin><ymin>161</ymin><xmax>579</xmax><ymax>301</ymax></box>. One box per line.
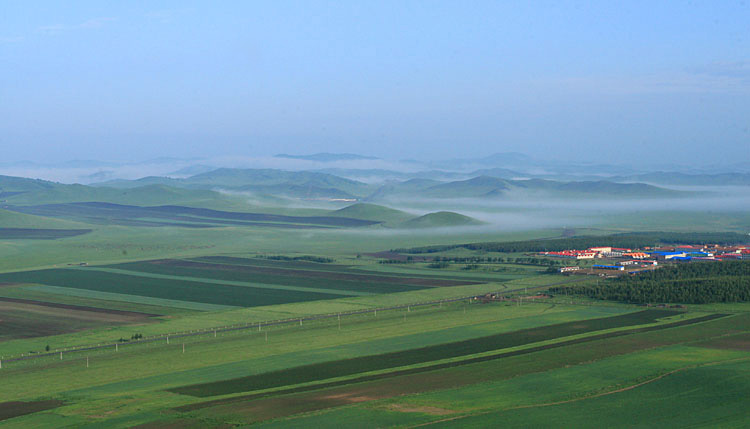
<box><xmin>648</xmin><ymin>251</ymin><xmax>687</xmax><ymax>260</ymax></box>
<box><xmin>592</xmin><ymin>265</ymin><xmax>625</xmax><ymax>271</ymax></box>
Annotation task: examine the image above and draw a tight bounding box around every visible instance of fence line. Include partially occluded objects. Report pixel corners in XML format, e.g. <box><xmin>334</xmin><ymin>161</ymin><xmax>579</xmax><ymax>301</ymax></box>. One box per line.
<box><xmin>0</xmin><ymin>282</ymin><xmax>562</xmax><ymax>365</ymax></box>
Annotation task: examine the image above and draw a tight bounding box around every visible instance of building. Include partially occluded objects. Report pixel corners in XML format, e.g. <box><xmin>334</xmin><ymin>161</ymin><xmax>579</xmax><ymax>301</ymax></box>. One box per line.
<box><xmin>592</xmin><ymin>264</ymin><xmax>625</xmax><ymax>271</ymax></box>
<box><xmin>623</xmin><ymin>252</ymin><xmax>649</xmax><ymax>259</ymax></box>
<box><xmin>676</xmin><ymin>245</ymin><xmax>704</xmax><ymax>252</ymax></box>
<box><xmin>649</xmin><ymin>251</ymin><xmax>687</xmax><ymax>260</ymax></box>
<box><xmin>542</xmin><ymin>250</ymin><xmax>596</xmax><ymax>259</ymax></box>
<box><xmin>559</xmin><ymin>266</ymin><xmax>581</xmax><ymax>273</ymax></box>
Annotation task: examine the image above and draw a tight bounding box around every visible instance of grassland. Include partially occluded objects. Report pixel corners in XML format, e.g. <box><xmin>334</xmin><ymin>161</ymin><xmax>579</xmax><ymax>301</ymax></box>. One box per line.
<box><xmin>1</xmin><ymin>290</ymin><xmax>746</xmax><ymax>428</ymax></box>
<box><xmin>1</xmin><ymin>185</ymin><xmax>750</xmax><ymax>427</ymax></box>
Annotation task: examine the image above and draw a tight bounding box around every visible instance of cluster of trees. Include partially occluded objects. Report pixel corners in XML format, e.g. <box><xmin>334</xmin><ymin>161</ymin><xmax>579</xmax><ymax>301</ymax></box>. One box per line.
<box><xmin>395</xmin><ymin>232</ymin><xmax>749</xmax><ymax>254</ymax></box>
<box><xmin>427</xmin><ymin>261</ymin><xmax>450</xmax><ymax>269</ymax></box>
<box><xmin>431</xmin><ymin>256</ymin><xmax>562</xmax><ymax>267</ymax></box>
<box><xmin>263</xmin><ymin>255</ymin><xmax>335</xmax><ymax>263</ymax></box>
<box><xmin>551</xmin><ymin>261</ymin><xmax>750</xmax><ymax>304</ymax></box>
<box><xmin>118</xmin><ymin>333</ymin><xmax>144</xmax><ymax>343</ymax></box>
<box><xmin>379</xmin><ymin>255</ymin><xmax>563</xmax><ymax>267</ymax></box>
<box><xmin>378</xmin><ymin>258</ymin><xmax>414</xmax><ymax>264</ymax></box>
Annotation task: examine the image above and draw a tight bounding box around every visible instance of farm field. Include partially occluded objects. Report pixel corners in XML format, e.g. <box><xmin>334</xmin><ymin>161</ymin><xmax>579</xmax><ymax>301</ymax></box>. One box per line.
<box><xmin>1</xmin><ymin>297</ymin><xmax>746</xmax><ymax>428</ymax></box>
<box><xmin>1</xmin><ymin>204</ymin><xmax>749</xmax><ymax>427</ymax></box>
<box><xmin>0</xmin><ymin>256</ymin><xmax>496</xmax><ymax>315</ymax></box>
<box><xmin>0</xmin><ymin>298</ymin><xmax>155</xmax><ymax>341</ymax></box>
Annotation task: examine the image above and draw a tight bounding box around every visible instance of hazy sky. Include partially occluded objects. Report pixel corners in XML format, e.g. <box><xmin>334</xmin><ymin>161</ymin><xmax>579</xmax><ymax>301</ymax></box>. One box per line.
<box><xmin>1</xmin><ymin>1</ymin><xmax>748</xmax><ymax>165</ymax></box>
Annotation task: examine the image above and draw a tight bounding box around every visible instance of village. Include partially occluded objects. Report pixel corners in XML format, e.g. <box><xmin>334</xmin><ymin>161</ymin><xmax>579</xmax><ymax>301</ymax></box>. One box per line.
<box><xmin>541</xmin><ymin>244</ymin><xmax>750</xmax><ymax>277</ymax></box>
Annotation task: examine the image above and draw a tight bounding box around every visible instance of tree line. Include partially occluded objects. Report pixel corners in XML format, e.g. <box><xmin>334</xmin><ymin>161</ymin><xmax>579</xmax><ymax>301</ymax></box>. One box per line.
<box><xmin>394</xmin><ymin>232</ymin><xmax>749</xmax><ymax>254</ymax></box>
<box><xmin>550</xmin><ymin>261</ymin><xmax>750</xmax><ymax>304</ymax></box>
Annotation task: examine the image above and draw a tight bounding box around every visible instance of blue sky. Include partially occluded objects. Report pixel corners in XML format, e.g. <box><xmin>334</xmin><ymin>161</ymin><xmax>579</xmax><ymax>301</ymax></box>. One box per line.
<box><xmin>1</xmin><ymin>1</ymin><xmax>748</xmax><ymax>165</ymax></box>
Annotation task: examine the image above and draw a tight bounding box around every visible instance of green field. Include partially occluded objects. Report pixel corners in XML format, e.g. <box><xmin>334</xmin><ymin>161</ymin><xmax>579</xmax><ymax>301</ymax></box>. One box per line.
<box><xmin>1</xmin><ymin>182</ymin><xmax>750</xmax><ymax>427</ymax></box>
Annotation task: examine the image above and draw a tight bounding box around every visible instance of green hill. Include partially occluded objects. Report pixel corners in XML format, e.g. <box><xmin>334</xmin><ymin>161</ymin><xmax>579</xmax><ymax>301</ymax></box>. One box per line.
<box><xmin>423</xmin><ymin>176</ymin><xmax>512</xmax><ymax>198</ymax></box>
<box><xmin>617</xmin><ymin>172</ymin><xmax>750</xmax><ymax>186</ymax></box>
<box><xmin>0</xmin><ymin>174</ymin><xmax>59</xmax><ymax>193</ymax></box>
<box><xmin>421</xmin><ymin>176</ymin><xmax>680</xmax><ymax>199</ymax></box>
<box><xmin>330</xmin><ymin>203</ymin><xmax>415</xmax><ymax>224</ymax></box>
<box><xmin>0</xmin><ymin>174</ymin><xmax>243</xmax><ymax>208</ymax></box>
<box><xmin>3</xmin><ymin>182</ymin><xmax>226</xmax><ymax>207</ymax></box>
<box><xmin>96</xmin><ymin>168</ymin><xmax>376</xmax><ymax>200</ymax></box>
<box><xmin>0</xmin><ymin>208</ymin><xmax>91</xmax><ymax>229</ymax></box>
<box><xmin>399</xmin><ymin>211</ymin><xmax>483</xmax><ymax>229</ymax></box>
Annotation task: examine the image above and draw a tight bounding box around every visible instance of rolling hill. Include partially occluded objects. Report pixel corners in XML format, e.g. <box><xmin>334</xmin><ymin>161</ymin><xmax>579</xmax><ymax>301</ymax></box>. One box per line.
<box><xmin>614</xmin><ymin>172</ymin><xmax>750</xmax><ymax>186</ymax></box>
<box><xmin>399</xmin><ymin>211</ymin><xmax>483</xmax><ymax>228</ymax></box>
<box><xmin>422</xmin><ymin>176</ymin><xmax>512</xmax><ymax>198</ymax></box>
<box><xmin>95</xmin><ymin>168</ymin><xmax>375</xmax><ymax>200</ymax></box>
<box><xmin>417</xmin><ymin>176</ymin><xmax>680</xmax><ymax>199</ymax></box>
<box><xmin>330</xmin><ymin>203</ymin><xmax>415</xmax><ymax>224</ymax></box>
<box><xmin>0</xmin><ymin>208</ymin><xmax>91</xmax><ymax>229</ymax></box>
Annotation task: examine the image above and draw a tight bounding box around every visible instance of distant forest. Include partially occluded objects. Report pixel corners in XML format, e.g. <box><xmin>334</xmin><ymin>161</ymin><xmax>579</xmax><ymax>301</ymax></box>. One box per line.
<box><xmin>396</xmin><ymin>232</ymin><xmax>749</xmax><ymax>254</ymax></box>
<box><xmin>550</xmin><ymin>261</ymin><xmax>750</xmax><ymax>304</ymax></box>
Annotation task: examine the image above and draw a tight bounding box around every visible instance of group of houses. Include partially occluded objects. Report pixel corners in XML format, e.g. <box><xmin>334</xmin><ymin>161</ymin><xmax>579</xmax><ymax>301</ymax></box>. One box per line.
<box><xmin>541</xmin><ymin>244</ymin><xmax>749</xmax><ymax>275</ymax></box>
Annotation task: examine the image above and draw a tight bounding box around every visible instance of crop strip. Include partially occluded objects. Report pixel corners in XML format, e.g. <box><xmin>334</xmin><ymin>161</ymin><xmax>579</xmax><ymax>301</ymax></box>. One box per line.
<box><xmin>174</xmin><ymin>312</ymin><xmax>726</xmax><ymax>411</ymax></box>
<box><xmin>169</xmin><ymin>309</ymin><xmax>689</xmax><ymax>397</ymax></box>
<box><xmin>0</xmin><ymin>400</ymin><xmax>64</xmax><ymax>422</ymax></box>
<box><xmin>0</xmin><ymin>296</ymin><xmax>159</xmax><ymax>317</ymax></box>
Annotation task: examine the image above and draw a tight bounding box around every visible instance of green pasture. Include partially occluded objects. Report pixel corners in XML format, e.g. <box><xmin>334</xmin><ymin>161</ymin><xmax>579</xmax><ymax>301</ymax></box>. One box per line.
<box><xmin>1</xmin><ymin>300</ymin><xmax>745</xmax><ymax>427</ymax></box>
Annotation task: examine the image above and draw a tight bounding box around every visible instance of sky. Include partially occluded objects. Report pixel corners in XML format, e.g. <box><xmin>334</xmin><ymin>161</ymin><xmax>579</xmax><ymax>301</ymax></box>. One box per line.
<box><xmin>1</xmin><ymin>1</ymin><xmax>749</xmax><ymax>165</ymax></box>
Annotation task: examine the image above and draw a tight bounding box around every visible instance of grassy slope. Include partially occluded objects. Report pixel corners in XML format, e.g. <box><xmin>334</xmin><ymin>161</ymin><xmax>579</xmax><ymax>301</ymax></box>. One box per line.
<box><xmin>400</xmin><ymin>211</ymin><xmax>483</xmax><ymax>228</ymax></box>
<box><xmin>0</xmin><ymin>208</ymin><xmax>91</xmax><ymax>229</ymax></box>
<box><xmin>330</xmin><ymin>203</ymin><xmax>415</xmax><ymax>224</ymax></box>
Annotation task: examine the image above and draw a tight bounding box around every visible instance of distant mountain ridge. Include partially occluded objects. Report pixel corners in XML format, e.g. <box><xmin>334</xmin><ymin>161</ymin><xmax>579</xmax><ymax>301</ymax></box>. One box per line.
<box><xmin>3</xmin><ymin>166</ymin><xmax>689</xmax><ymax>213</ymax></box>
<box><xmin>614</xmin><ymin>172</ymin><xmax>750</xmax><ymax>186</ymax></box>
<box><xmin>274</xmin><ymin>153</ymin><xmax>379</xmax><ymax>162</ymax></box>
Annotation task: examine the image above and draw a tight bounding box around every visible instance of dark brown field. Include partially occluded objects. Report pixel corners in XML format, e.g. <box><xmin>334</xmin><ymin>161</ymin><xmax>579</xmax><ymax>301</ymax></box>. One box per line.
<box><xmin>0</xmin><ymin>299</ymin><xmax>155</xmax><ymax>342</ymax></box>
<box><xmin>0</xmin><ymin>400</ymin><xmax>63</xmax><ymax>422</ymax></box>
<box><xmin>148</xmin><ymin>259</ymin><xmax>479</xmax><ymax>287</ymax></box>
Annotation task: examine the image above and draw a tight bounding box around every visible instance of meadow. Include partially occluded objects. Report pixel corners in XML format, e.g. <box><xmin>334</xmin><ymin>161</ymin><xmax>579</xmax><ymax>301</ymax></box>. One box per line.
<box><xmin>1</xmin><ymin>198</ymin><xmax>749</xmax><ymax>427</ymax></box>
